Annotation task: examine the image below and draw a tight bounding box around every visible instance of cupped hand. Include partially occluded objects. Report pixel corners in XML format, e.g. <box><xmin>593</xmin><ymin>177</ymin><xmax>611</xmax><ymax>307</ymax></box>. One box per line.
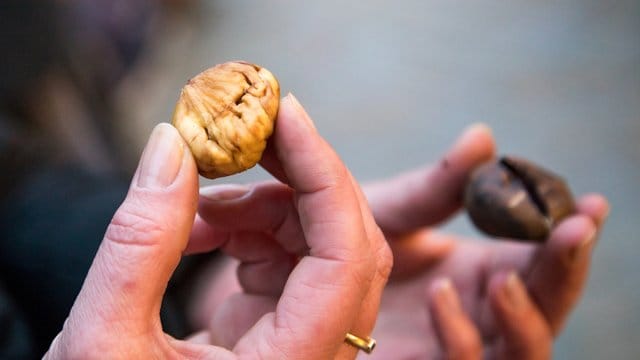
<box><xmin>44</xmin><ymin>94</ymin><xmax>392</xmax><ymax>359</ymax></box>
<box><xmin>365</xmin><ymin>125</ymin><xmax>609</xmax><ymax>359</ymax></box>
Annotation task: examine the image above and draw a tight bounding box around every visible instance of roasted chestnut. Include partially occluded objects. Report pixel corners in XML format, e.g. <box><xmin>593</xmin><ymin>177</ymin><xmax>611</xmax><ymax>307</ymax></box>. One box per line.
<box><xmin>464</xmin><ymin>156</ymin><xmax>576</xmax><ymax>241</ymax></box>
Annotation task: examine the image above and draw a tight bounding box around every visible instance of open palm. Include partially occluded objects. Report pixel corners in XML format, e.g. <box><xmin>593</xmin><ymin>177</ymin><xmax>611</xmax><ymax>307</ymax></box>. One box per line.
<box><xmin>365</xmin><ymin>125</ymin><xmax>608</xmax><ymax>359</ymax></box>
<box><xmin>188</xmin><ymin>124</ymin><xmax>608</xmax><ymax>359</ymax></box>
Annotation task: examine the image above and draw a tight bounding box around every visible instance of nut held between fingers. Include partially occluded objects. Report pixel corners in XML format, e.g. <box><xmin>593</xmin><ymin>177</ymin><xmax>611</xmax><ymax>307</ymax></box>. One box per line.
<box><xmin>463</xmin><ymin>155</ymin><xmax>576</xmax><ymax>241</ymax></box>
<box><xmin>172</xmin><ymin>61</ymin><xmax>280</xmax><ymax>179</ymax></box>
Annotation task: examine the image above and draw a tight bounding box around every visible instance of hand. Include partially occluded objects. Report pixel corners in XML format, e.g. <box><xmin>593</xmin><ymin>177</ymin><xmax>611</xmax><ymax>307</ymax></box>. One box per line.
<box><xmin>44</xmin><ymin>94</ymin><xmax>392</xmax><ymax>359</ymax></box>
<box><xmin>364</xmin><ymin>125</ymin><xmax>609</xmax><ymax>359</ymax></box>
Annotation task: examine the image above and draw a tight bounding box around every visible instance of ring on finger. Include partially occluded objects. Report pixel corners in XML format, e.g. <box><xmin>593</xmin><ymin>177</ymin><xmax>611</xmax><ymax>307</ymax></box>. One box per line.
<box><xmin>345</xmin><ymin>332</ymin><xmax>376</xmax><ymax>354</ymax></box>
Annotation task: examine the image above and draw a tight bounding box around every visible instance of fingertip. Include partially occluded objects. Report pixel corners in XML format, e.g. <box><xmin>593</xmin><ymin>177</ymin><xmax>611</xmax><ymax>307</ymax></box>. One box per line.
<box><xmin>184</xmin><ymin>331</ymin><xmax>212</xmax><ymax>345</ymax></box>
<box><xmin>550</xmin><ymin>214</ymin><xmax>597</xmax><ymax>250</ymax></box>
<box><xmin>272</xmin><ymin>91</ymin><xmax>348</xmax><ymax>195</ymax></box>
<box><xmin>278</xmin><ymin>92</ymin><xmax>317</xmax><ymax>133</ymax></box>
<box><xmin>487</xmin><ymin>271</ymin><xmax>515</xmax><ymax>313</ymax></box>
<box><xmin>279</xmin><ymin>92</ymin><xmax>295</xmax><ymax>117</ymax></box>
<box><xmin>429</xmin><ymin>277</ymin><xmax>455</xmax><ymax>300</ymax></box>
<box><xmin>488</xmin><ymin>271</ymin><xmax>529</xmax><ymax>311</ymax></box>
<box><xmin>200</xmin><ymin>184</ymin><xmax>251</xmax><ymax>202</ymax></box>
<box><xmin>454</xmin><ymin>123</ymin><xmax>497</xmax><ymax>163</ymax></box>
<box><xmin>389</xmin><ymin>230</ymin><xmax>454</xmax><ymax>279</ymax></box>
<box><xmin>428</xmin><ymin>277</ymin><xmax>482</xmax><ymax>358</ymax></box>
<box><xmin>577</xmin><ymin>193</ymin><xmax>610</xmax><ymax>227</ymax></box>
<box><xmin>462</xmin><ymin>123</ymin><xmax>494</xmax><ymax>142</ymax></box>
<box><xmin>281</xmin><ymin>92</ymin><xmax>295</xmax><ymax>106</ymax></box>
<box><xmin>428</xmin><ymin>277</ymin><xmax>464</xmax><ymax>315</ymax></box>
<box><xmin>438</xmin><ymin>123</ymin><xmax>496</xmax><ymax>185</ymax></box>
<box><xmin>487</xmin><ymin>271</ymin><xmax>510</xmax><ymax>298</ymax></box>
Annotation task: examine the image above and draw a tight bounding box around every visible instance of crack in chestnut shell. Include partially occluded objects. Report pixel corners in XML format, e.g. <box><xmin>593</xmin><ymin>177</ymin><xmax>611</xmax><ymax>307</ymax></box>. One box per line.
<box><xmin>172</xmin><ymin>61</ymin><xmax>279</xmax><ymax>178</ymax></box>
<box><xmin>463</xmin><ymin>156</ymin><xmax>576</xmax><ymax>241</ymax></box>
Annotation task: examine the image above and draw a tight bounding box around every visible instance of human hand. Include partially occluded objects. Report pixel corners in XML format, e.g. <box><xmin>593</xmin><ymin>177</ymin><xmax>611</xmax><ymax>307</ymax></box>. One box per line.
<box><xmin>44</xmin><ymin>94</ymin><xmax>393</xmax><ymax>359</ymax></box>
<box><xmin>364</xmin><ymin>125</ymin><xmax>609</xmax><ymax>359</ymax></box>
<box><xmin>186</xmin><ymin>94</ymin><xmax>393</xmax><ymax>358</ymax></box>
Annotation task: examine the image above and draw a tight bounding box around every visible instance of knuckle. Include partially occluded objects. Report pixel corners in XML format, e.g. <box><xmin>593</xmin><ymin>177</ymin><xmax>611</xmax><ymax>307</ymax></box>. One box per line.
<box><xmin>375</xmin><ymin>235</ymin><xmax>394</xmax><ymax>281</ymax></box>
<box><xmin>346</xmin><ymin>257</ymin><xmax>376</xmax><ymax>292</ymax></box>
<box><xmin>347</xmin><ymin>228</ymin><xmax>393</xmax><ymax>292</ymax></box>
<box><xmin>104</xmin><ymin>199</ymin><xmax>166</xmax><ymax>247</ymax></box>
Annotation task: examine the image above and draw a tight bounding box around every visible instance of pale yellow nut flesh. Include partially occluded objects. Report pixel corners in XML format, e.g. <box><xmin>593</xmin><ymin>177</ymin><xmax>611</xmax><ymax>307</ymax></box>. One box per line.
<box><xmin>172</xmin><ymin>61</ymin><xmax>280</xmax><ymax>179</ymax></box>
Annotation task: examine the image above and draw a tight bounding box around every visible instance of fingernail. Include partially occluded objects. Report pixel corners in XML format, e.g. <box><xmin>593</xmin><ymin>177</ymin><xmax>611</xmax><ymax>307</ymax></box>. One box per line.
<box><xmin>137</xmin><ymin>124</ymin><xmax>184</xmax><ymax>189</ymax></box>
<box><xmin>201</xmin><ymin>184</ymin><xmax>250</xmax><ymax>201</ymax></box>
<box><xmin>432</xmin><ymin>278</ymin><xmax>459</xmax><ymax>310</ymax></box>
<box><xmin>286</xmin><ymin>93</ymin><xmax>317</xmax><ymax>131</ymax></box>
<box><xmin>503</xmin><ymin>271</ymin><xmax>525</xmax><ymax>310</ymax></box>
<box><xmin>455</xmin><ymin>123</ymin><xmax>495</xmax><ymax>165</ymax></box>
<box><xmin>568</xmin><ymin>227</ymin><xmax>597</xmax><ymax>264</ymax></box>
<box><xmin>462</xmin><ymin>122</ymin><xmax>492</xmax><ymax>139</ymax></box>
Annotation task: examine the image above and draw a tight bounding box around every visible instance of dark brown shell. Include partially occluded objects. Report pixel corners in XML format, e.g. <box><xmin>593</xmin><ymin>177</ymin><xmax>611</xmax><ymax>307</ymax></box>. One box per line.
<box><xmin>464</xmin><ymin>156</ymin><xmax>575</xmax><ymax>241</ymax></box>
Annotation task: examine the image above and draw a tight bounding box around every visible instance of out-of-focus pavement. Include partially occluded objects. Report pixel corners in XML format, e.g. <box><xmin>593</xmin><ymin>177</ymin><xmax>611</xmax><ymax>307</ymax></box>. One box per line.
<box><xmin>149</xmin><ymin>1</ymin><xmax>639</xmax><ymax>358</ymax></box>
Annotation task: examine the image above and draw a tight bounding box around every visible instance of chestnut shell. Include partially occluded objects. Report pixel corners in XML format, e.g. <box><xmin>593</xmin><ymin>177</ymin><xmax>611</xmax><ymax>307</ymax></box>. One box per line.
<box><xmin>463</xmin><ymin>156</ymin><xmax>576</xmax><ymax>241</ymax></box>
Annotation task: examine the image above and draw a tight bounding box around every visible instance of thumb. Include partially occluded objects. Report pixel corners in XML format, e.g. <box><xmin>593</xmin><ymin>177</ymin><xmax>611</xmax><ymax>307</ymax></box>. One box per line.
<box><xmin>65</xmin><ymin>124</ymin><xmax>198</xmax><ymax>337</ymax></box>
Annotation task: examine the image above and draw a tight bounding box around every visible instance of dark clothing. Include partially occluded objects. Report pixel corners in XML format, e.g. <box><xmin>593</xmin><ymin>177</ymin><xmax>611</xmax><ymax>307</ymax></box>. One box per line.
<box><xmin>0</xmin><ymin>165</ymin><xmax>193</xmax><ymax>358</ymax></box>
<box><xmin>0</xmin><ymin>166</ymin><xmax>127</xmax><ymax>358</ymax></box>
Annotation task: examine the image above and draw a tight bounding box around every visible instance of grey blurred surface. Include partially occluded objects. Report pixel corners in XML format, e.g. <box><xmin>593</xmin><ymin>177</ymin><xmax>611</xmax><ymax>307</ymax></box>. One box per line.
<box><xmin>153</xmin><ymin>1</ymin><xmax>639</xmax><ymax>358</ymax></box>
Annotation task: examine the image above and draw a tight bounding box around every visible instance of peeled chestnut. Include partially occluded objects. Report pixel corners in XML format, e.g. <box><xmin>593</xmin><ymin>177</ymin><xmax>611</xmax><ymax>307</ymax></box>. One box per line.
<box><xmin>172</xmin><ymin>61</ymin><xmax>280</xmax><ymax>179</ymax></box>
<box><xmin>463</xmin><ymin>156</ymin><xmax>576</xmax><ymax>241</ymax></box>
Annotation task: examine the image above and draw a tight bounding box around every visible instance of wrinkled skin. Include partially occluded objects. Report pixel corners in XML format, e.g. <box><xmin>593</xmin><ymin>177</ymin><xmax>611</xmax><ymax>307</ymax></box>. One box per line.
<box><xmin>44</xmin><ymin>96</ymin><xmax>393</xmax><ymax>359</ymax></box>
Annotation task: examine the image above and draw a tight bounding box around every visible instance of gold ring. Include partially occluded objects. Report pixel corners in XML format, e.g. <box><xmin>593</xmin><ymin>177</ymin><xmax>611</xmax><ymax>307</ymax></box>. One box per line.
<box><xmin>344</xmin><ymin>332</ymin><xmax>376</xmax><ymax>354</ymax></box>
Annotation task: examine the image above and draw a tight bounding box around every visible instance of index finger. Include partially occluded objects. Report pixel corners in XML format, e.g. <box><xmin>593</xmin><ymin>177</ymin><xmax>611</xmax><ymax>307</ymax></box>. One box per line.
<box><xmin>364</xmin><ymin>123</ymin><xmax>495</xmax><ymax>237</ymax></box>
<box><xmin>234</xmin><ymin>94</ymin><xmax>375</xmax><ymax>358</ymax></box>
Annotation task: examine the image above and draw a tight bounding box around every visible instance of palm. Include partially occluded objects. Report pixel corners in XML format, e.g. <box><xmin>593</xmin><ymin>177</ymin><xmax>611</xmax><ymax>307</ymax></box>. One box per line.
<box><xmin>369</xmin><ymin>235</ymin><xmax>535</xmax><ymax>359</ymax></box>
<box><xmin>188</xmin><ymin>187</ymin><xmax>602</xmax><ymax>360</ymax></box>
<box><xmin>186</xmin><ymin>125</ymin><xmax>606</xmax><ymax>358</ymax></box>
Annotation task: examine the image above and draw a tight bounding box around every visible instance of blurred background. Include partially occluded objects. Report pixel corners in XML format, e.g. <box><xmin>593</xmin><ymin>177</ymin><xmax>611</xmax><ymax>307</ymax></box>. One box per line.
<box><xmin>1</xmin><ymin>0</ymin><xmax>638</xmax><ymax>358</ymax></box>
